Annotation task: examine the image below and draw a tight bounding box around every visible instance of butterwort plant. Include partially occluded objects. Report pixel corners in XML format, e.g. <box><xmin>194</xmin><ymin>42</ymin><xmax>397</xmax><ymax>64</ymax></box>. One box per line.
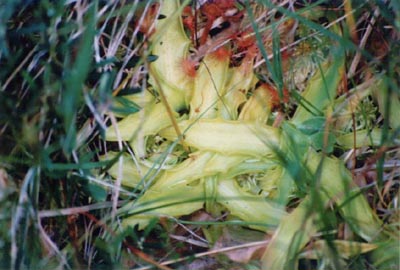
<box><xmin>104</xmin><ymin>0</ymin><xmax>398</xmax><ymax>268</ymax></box>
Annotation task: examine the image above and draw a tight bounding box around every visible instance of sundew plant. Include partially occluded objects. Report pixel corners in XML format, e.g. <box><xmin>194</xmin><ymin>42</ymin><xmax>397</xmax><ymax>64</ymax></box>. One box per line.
<box><xmin>0</xmin><ymin>0</ymin><xmax>399</xmax><ymax>269</ymax></box>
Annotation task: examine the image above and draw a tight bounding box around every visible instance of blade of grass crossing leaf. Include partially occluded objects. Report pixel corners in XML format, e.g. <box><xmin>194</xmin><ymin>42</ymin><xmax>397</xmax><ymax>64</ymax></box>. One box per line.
<box><xmin>160</xmin><ymin>119</ymin><xmax>282</xmax><ymax>157</ymax></box>
<box><xmin>119</xmin><ymin>182</ymin><xmax>205</xmax><ymax>230</ymax></box>
<box><xmin>307</xmin><ymin>151</ymin><xmax>385</xmax><ymax>242</ymax></box>
<box><xmin>244</xmin><ymin>1</ymin><xmax>280</xmax><ymax>87</ymax></box>
<box><xmin>272</xmin><ymin>28</ymin><xmax>284</xmax><ymax>96</ymax></box>
<box><xmin>291</xmin><ymin>53</ymin><xmax>345</xmax><ymax>126</ymax></box>
<box><xmin>300</xmin><ymin>240</ymin><xmax>378</xmax><ymax>260</ymax></box>
<box><xmin>189</xmin><ymin>50</ymin><xmax>230</xmax><ymax>119</ymax></box>
<box><xmin>262</xmin><ymin>198</ymin><xmax>316</xmax><ymax>269</ymax></box>
<box><xmin>262</xmin><ymin>150</ymin><xmax>385</xmax><ymax>269</ymax></box>
<box><xmin>204</xmin><ymin>175</ymin><xmax>218</xmax><ymax>214</ymax></box>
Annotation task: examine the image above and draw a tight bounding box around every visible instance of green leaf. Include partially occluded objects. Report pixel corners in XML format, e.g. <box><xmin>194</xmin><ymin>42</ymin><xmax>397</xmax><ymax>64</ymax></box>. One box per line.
<box><xmin>87</xmin><ymin>182</ymin><xmax>107</xmax><ymax>202</ymax></box>
<box><xmin>309</xmin><ymin>131</ymin><xmax>336</xmax><ymax>153</ymax></box>
<box><xmin>292</xmin><ymin>54</ymin><xmax>345</xmax><ymax>126</ymax></box>
<box><xmin>111</xmin><ymin>96</ymin><xmax>141</xmax><ymax>116</ymax></box>
<box><xmin>297</xmin><ymin>116</ymin><xmax>326</xmax><ymax>135</ymax></box>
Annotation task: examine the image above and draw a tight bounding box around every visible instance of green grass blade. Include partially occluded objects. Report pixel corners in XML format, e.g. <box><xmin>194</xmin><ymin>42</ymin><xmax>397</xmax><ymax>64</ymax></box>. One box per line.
<box><xmin>291</xmin><ymin>53</ymin><xmax>345</xmax><ymax>126</ymax></box>
<box><xmin>61</xmin><ymin>2</ymin><xmax>97</xmax><ymax>154</ymax></box>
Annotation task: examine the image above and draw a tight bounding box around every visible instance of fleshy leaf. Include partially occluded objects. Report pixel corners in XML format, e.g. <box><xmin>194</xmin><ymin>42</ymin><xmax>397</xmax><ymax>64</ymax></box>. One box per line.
<box><xmin>217</xmin><ymin>178</ymin><xmax>286</xmax><ymax>232</ymax></box>
<box><xmin>299</xmin><ymin>240</ymin><xmax>378</xmax><ymax>260</ymax></box>
<box><xmin>292</xmin><ymin>54</ymin><xmax>345</xmax><ymax>125</ymax></box>
<box><xmin>189</xmin><ymin>48</ymin><xmax>230</xmax><ymax>119</ymax></box>
<box><xmin>148</xmin><ymin>0</ymin><xmax>193</xmax><ymax>109</ymax></box>
<box><xmin>119</xmin><ymin>180</ymin><xmax>204</xmax><ymax>230</ymax></box>
<box><xmin>160</xmin><ymin>119</ymin><xmax>282</xmax><ymax>157</ymax></box>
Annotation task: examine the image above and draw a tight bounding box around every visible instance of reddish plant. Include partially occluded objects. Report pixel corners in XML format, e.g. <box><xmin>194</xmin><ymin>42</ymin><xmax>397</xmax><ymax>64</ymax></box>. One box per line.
<box><xmin>261</xmin><ymin>83</ymin><xmax>290</xmax><ymax>109</ymax></box>
<box><xmin>137</xmin><ymin>3</ymin><xmax>160</xmax><ymax>37</ymax></box>
<box><xmin>200</xmin><ymin>0</ymin><xmax>243</xmax><ymax>45</ymax></box>
<box><xmin>211</xmin><ymin>46</ymin><xmax>231</xmax><ymax>62</ymax></box>
<box><xmin>181</xmin><ymin>57</ymin><xmax>199</xmax><ymax>78</ymax></box>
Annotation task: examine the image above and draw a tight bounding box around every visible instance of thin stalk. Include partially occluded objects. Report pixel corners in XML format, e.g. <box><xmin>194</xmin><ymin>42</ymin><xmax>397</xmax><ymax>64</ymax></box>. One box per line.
<box><xmin>150</xmin><ymin>67</ymin><xmax>189</xmax><ymax>152</ymax></box>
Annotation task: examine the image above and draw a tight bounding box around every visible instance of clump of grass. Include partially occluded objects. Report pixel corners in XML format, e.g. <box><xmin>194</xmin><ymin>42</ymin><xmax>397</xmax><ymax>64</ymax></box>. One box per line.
<box><xmin>0</xmin><ymin>0</ymin><xmax>147</xmax><ymax>268</ymax></box>
<box><xmin>0</xmin><ymin>1</ymin><xmax>399</xmax><ymax>269</ymax></box>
